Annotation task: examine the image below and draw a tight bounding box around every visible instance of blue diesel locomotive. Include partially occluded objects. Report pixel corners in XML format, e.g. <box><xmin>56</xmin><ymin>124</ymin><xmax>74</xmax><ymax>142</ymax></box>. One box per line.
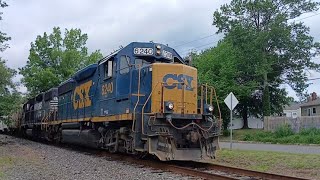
<box><xmin>18</xmin><ymin>42</ymin><xmax>221</xmax><ymax>161</ymax></box>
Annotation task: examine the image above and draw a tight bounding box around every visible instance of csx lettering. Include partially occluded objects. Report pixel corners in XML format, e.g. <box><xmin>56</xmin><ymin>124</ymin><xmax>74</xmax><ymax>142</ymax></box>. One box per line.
<box><xmin>163</xmin><ymin>74</ymin><xmax>194</xmax><ymax>91</ymax></box>
<box><xmin>73</xmin><ymin>80</ymin><xmax>93</xmax><ymax>110</ymax></box>
<box><xmin>102</xmin><ymin>82</ymin><xmax>113</xmax><ymax>96</ymax></box>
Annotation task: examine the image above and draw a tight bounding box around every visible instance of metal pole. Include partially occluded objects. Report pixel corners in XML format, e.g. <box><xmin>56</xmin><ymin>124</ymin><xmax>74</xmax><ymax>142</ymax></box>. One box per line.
<box><xmin>230</xmin><ymin>95</ymin><xmax>233</xmax><ymax>149</ymax></box>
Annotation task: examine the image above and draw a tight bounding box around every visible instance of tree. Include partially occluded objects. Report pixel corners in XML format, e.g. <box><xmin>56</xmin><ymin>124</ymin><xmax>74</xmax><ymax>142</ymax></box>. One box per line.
<box><xmin>0</xmin><ymin>59</ymin><xmax>15</xmax><ymax>95</ymax></box>
<box><xmin>211</xmin><ymin>0</ymin><xmax>320</xmax><ymax>127</ymax></box>
<box><xmin>0</xmin><ymin>0</ymin><xmax>10</xmax><ymax>52</ymax></box>
<box><xmin>0</xmin><ymin>1</ymin><xmax>23</xmax><ymax>118</ymax></box>
<box><xmin>193</xmin><ymin>41</ymin><xmax>244</xmax><ymax>129</ymax></box>
<box><xmin>193</xmin><ymin>40</ymin><xmax>289</xmax><ymax>129</ymax></box>
<box><xmin>0</xmin><ymin>60</ymin><xmax>23</xmax><ymax>123</ymax></box>
<box><xmin>20</xmin><ymin>27</ymin><xmax>103</xmax><ymax>96</ymax></box>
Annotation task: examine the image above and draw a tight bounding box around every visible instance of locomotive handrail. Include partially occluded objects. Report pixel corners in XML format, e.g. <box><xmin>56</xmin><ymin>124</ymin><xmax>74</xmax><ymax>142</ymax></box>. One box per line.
<box><xmin>199</xmin><ymin>84</ymin><xmax>222</xmax><ymax>127</ymax></box>
<box><xmin>212</xmin><ymin>86</ymin><xmax>222</xmax><ymax>128</ymax></box>
<box><xmin>132</xmin><ymin>64</ymin><xmax>142</xmax><ymax>132</ymax></box>
<box><xmin>141</xmin><ymin>82</ymin><xmax>162</xmax><ymax>135</ymax></box>
<box><xmin>141</xmin><ymin>82</ymin><xmax>222</xmax><ymax>135</ymax></box>
<box><xmin>141</xmin><ymin>81</ymin><xmax>189</xmax><ymax>135</ymax></box>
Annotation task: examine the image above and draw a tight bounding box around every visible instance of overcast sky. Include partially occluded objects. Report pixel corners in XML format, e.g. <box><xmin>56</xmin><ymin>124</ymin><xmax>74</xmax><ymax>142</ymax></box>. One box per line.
<box><xmin>1</xmin><ymin>0</ymin><xmax>320</xmax><ymax>98</ymax></box>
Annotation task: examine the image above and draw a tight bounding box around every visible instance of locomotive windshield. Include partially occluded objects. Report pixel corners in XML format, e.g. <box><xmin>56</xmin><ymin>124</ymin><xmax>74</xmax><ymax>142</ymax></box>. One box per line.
<box><xmin>134</xmin><ymin>57</ymin><xmax>173</xmax><ymax>69</ymax></box>
<box><xmin>135</xmin><ymin>58</ymin><xmax>150</xmax><ymax>68</ymax></box>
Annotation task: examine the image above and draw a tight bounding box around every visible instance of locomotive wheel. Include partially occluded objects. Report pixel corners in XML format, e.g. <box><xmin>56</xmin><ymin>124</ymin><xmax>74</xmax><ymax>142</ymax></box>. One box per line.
<box><xmin>54</xmin><ymin>127</ymin><xmax>62</xmax><ymax>144</ymax></box>
<box><xmin>105</xmin><ymin>129</ymin><xmax>119</xmax><ymax>153</ymax></box>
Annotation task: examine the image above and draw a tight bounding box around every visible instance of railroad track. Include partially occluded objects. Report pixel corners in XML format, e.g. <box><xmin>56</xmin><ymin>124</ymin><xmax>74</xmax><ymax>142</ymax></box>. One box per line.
<box><xmin>94</xmin><ymin>151</ymin><xmax>307</xmax><ymax>180</ymax></box>
<box><xmin>169</xmin><ymin>161</ymin><xmax>308</xmax><ymax>180</ymax></box>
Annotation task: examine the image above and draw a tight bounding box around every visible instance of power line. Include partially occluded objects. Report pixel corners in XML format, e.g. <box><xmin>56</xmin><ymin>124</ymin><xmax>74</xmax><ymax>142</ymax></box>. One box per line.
<box><xmin>295</xmin><ymin>12</ymin><xmax>320</xmax><ymax>21</ymax></box>
<box><xmin>173</xmin><ymin>34</ymin><xmax>216</xmax><ymax>48</ymax></box>
<box><xmin>175</xmin><ymin>11</ymin><xmax>320</xmax><ymax>56</ymax></box>
<box><xmin>307</xmin><ymin>77</ymin><xmax>320</xmax><ymax>81</ymax></box>
<box><xmin>180</xmin><ymin>41</ymin><xmax>219</xmax><ymax>56</ymax></box>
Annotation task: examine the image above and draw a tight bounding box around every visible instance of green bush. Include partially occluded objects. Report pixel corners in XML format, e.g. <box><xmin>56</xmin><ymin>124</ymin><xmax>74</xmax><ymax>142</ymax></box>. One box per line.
<box><xmin>243</xmin><ymin>133</ymin><xmax>254</xmax><ymax>141</ymax></box>
<box><xmin>222</xmin><ymin>129</ymin><xmax>230</xmax><ymax>136</ymax></box>
<box><xmin>239</xmin><ymin>124</ymin><xmax>320</xmax><ymax>145</ymax></box>
<box><xmin>274</xmin><ymin>124</ymin><xmax>294</xmax><ymax>138</ymax></box>
<box><xmin>299</xmin><ymin>128</ymin><xmax>320</xmax><ymax>136</ymax></box>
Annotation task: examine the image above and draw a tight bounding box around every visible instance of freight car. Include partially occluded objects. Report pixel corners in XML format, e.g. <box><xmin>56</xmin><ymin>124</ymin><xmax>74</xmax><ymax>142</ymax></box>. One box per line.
<box><xmin>14</xmin><ymin>42</ymin><xmax>221</xmax><ymax>161</ymax></box>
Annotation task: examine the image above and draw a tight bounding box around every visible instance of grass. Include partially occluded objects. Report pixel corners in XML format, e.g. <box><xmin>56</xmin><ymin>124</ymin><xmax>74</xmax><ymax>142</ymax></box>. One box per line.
<box><xmin>0</xmin><ymin>171</ymin><xmax>4</xmax><ymax>179</ymax></box>
<box><xmin>220</xmin><ymin>129</ymin><xmax>262</xmax><ymax>141</ymax></box>
<box><xmin>215</xmin><ymin>149</ymin><xmax>320</xmax><ymax>179</ymax></box>
<box><xmin>220</xmin><ymin>125</ymin><xmax>320</xmax><ymax>145</ymax></box>
<box><xmin>0</xmin><ymin>157</ymin><xmax>14</xmax><ymax>166</ymax></box>
<box><xmin>0</xmin><ymin>156</ymin><xmax>15</xmax><ymax>179</ymax></box>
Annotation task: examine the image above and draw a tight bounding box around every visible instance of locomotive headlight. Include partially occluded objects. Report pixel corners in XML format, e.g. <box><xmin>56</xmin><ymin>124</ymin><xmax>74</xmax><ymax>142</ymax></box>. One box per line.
<box><xmin>166</xmin><ymin>102</ymin><xmax>174</xmax><ymax>110</ymax></box>
<box><xmin>156</xmin><ymin>45</ymin><xmax>161</xmax><ymax>55</ymax></box>
<box><xmin>208</xmin><ymin>105</ymin><xmax>214</xmax><ymax>112</ymax></box>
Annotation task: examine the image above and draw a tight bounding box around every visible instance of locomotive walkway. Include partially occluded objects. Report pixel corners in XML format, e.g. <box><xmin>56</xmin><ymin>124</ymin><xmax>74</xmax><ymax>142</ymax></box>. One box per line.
<box><xmin>219</xmin><ymin>141</ymin><xmax>320</xmax><ymax>154</ymax></box>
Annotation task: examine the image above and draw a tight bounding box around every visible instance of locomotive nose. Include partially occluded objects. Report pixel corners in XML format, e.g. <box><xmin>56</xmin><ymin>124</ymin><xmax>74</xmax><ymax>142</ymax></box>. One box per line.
<box><xmin>150</xmin><ymin>63</ymin><xmax>198</xmax><ymax>114</ymax></box>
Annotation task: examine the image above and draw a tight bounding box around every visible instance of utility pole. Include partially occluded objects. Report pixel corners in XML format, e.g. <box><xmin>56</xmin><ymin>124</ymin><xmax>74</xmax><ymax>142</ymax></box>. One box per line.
<box><xmin>188</xmin><ymin>49</ymin><xmax>193</xmax><ymax>66</ymax></box>
<box><xmin>262</xmin><ymin>53</ymin><xmax>271</xmax><ymax>117</ymax></box>
<box><xmin>186</xmin><ymin>49</ymin><xmax>196</xmax><ymax>66</ymax></box>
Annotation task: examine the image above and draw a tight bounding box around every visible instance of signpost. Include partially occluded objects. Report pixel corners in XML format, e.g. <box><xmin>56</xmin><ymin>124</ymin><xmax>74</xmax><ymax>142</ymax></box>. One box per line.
<box><xmin>224</xmin><ymin>92</ymin><xmax>239</xmax><ymax>149</ymax></box>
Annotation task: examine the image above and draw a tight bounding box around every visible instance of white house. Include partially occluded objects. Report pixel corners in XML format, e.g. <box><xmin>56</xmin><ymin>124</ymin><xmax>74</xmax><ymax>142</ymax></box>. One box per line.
<box><xmin>283</xmin><ymin>103</ymin><xmax>301</xmax><ymax>118</ymax></box>
<box><xmin>0</xmin><ymin>120</ymin><xmax>8</xmax><ymax>132</ymax></box>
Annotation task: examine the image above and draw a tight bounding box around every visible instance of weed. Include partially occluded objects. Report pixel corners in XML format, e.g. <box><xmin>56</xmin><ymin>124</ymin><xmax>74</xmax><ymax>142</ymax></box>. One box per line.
<box><xmin>274</xmin><ymin>124</ymin><xmax>294</xmax><ymax>138</ymax></box>
<box><xmin>232</xmin><ymin>124</ymin><xmax>320</xmax><ymax>144</ymax></box>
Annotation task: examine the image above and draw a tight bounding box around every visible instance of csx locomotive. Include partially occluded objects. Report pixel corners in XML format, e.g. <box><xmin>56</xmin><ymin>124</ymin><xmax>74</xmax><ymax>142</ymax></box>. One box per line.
<box><xmin>13</xmin><ymin>42</ymin><xmax>221</xmax><ymax>161</ymax></box>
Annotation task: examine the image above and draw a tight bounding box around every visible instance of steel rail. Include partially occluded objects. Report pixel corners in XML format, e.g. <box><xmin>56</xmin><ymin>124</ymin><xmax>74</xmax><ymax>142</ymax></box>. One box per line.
<box><xmin>95</xmin><ymin>152</ymin><xmax>237</xmax><ymax>180</ymax></box>
<box><xmin>206</xmin><ymin>163</ymin><xmax>307</xmax><ymax>180</ymax></box>
<box><xmin>96</xmin><ymin>151</ymin><xmax>307</xmax><ymax>180</ymax></box>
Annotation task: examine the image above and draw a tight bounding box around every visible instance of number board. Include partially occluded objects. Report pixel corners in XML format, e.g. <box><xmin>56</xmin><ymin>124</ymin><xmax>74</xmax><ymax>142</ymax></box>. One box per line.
<box><xmin>134</xmin><ymin>48</ymin><xmax>154</xmax><ymax>55</ymax></box>
<box><xmin>162</xmin><ymin>50</ymin><xmax>173</xmax><ymax>60</ymax></box>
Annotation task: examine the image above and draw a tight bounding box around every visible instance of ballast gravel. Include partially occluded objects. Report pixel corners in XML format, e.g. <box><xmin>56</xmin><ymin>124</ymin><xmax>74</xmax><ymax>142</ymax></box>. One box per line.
<box><xmin>0</xmin><ymin>134</ymin><xmax>191</xmax><ymax>180</ymax></box>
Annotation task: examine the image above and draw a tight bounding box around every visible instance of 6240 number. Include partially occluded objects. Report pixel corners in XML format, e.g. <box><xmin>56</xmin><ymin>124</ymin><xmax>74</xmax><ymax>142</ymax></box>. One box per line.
<box><xmin>134</xmin><ymin>48</ymin><xmax>154</xmax><ymax>55</ymax></box>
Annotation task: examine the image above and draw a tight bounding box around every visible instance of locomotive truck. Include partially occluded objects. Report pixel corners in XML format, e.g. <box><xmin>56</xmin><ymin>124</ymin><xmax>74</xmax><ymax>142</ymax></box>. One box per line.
<box><xmin>13</xmin><ymin>42</ymin><xmax>221</xmax><ymax>161</ymax></box>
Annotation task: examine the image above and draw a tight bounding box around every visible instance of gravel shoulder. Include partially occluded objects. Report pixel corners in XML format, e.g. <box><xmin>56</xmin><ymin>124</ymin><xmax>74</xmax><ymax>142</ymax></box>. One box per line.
<box><xmin>0</xmin><ymin>134</ymin><xmax>189</xmax><ymax>180</ymax></box>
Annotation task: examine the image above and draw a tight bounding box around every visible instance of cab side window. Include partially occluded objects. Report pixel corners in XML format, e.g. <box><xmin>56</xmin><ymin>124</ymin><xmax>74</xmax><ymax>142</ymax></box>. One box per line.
<box><xmin>104</xmin><ymin>60</ymin><xmax>113</xmax><ymax>79</ymax></box>
<box><xmin>119</xmin><ymin>56</ymin><xmax>130</xmax><ymax>74</ymax></box>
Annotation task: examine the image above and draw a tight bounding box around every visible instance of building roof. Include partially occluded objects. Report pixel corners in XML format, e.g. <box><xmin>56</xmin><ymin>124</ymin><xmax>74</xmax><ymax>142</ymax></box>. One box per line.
<box><xmin>300</xmin><ymin>98</ymin><xmax>320</xmax><ymax>107</ymax></box>
<box><xmin>283</xmin><ymin>102</ymin><xmax>301</xmax><ymax>110</ymax></box>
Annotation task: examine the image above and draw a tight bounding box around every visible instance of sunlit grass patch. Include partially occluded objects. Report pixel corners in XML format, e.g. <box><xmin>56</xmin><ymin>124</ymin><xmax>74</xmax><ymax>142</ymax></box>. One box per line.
<box><xmin>0</xmin><ymin>157</ymin><xmax>14</xmax><ymax>167</ymax></box>
<box><xmin>215</xmin><ymin>149</ymin><xmax>320</xmax><ymax>174</ymax></box>
<box><xmin>0</xmin><ymin>156</ymin><xmax>16</xmax><ymax>179</ymax></box>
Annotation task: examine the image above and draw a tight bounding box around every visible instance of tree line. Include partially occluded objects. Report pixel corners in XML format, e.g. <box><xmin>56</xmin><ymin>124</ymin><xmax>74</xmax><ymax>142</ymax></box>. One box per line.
<box><xmin>194</xmin><ymin>0</ymin><xmax>320</xmax><ymax>129</ymax></box>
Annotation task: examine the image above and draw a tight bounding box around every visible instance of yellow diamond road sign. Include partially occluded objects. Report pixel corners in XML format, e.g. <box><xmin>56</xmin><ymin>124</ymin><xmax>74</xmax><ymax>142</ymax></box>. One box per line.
<box><xmin>224</xmin><ymin>92</ymin><xmax>239</xmax><ymax>111</ymax></box>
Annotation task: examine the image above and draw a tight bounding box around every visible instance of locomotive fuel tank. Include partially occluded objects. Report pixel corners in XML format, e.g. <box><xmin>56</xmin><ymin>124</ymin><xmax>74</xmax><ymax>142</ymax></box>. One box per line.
<box><xmin>26</xmin><ymin>129</ymin><xmax>33</xmax><ymax>137</ymax></box>
<box><xmin>61</xmin><ymin>129</ymin><xmax>100</xmax><ymax>148</ymax></box>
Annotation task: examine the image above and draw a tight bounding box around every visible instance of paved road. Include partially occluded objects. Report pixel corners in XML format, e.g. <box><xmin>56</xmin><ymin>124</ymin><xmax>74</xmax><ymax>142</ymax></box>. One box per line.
<box><xmin>219</xmin><ymin>142</ymin><xmax>320</xmax><ymax>154</ymax></box>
